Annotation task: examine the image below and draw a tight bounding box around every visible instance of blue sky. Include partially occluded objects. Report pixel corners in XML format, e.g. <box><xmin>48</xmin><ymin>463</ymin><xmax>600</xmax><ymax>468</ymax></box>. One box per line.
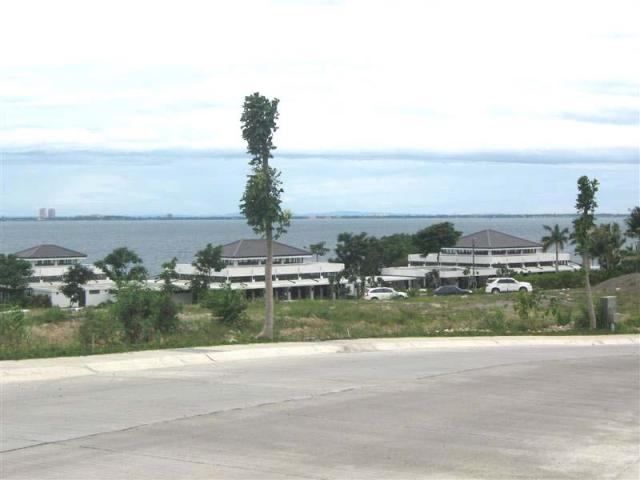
<box><xmin>1</xmin><ymin>0</ymin><xmax>638</xmax><ymax>216</ymax></box>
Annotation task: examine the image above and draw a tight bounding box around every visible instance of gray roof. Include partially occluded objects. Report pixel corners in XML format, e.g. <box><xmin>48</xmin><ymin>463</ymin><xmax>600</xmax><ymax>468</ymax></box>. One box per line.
<box><xmin>221</xmin><ymin>239</ymin><xmax>311</xmax><ymax>258</ymax></box>
<box><xmin>455</xmin><ymin>230</ymin><xmax>541</xmax><ymax>249</ymax></box>
<box><xmin>14</xmin><ymin>244</ymin><xmax>87</xmax><ymax>259</ymax></box>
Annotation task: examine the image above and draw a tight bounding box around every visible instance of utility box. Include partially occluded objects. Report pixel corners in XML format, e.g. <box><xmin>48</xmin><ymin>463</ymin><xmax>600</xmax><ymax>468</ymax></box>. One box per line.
<box><xmin>600</xmin><ymin>296</ymin><xmax>617</xmax><ymax>331</ymax></box>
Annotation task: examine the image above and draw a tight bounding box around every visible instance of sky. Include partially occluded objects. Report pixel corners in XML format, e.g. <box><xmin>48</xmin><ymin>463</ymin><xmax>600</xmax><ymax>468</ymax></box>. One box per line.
<box><xmin>1</xmin><ymin>0</ymin><xmax>638</xmax><ymax>216</ymax></box>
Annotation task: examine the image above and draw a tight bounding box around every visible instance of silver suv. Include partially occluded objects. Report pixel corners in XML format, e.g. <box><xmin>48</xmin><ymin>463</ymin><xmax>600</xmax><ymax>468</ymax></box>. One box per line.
<box><xmin>485</xmin><ymin>277</ymin><xmax>533</xmax><ymax>294</ymax></box>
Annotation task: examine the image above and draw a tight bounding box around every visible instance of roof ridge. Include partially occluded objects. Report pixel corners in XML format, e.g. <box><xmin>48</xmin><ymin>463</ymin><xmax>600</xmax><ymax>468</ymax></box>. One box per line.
<box><xmin>14</xmin><ymin>244</ymin><xmax>87</xmax><ymax>258</ymax></box>
<box><xmin>233</xmin><ymin>239</ymin><xmax>243</xmax><ymax>257</ymax></box>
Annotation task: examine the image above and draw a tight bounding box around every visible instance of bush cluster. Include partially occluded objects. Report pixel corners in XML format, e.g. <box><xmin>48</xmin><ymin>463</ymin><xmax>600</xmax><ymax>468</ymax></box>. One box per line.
<box><xmin>29</xmin><ymin>307</ymin><xmax>67</xmax><ymax>325</ymax></box>
<box><xmin>0</xmin><ymin>310</ymin><xmax>30</xmax><ymax>346</ymax></box>
<box><xmin>78</xmin><ymin>308</ymin><xmax>123</xmax><ymax>347</ymax></box>
<box><xmin>111</xmin><ymin>285</ymin><xmax>180</xmax><ymax>343</ymax></box>
<box><xmin>20</xmin><ymin>294</ymin><xmax>52</xmax><ymax>308</ymax></box>
<box><xmin>77</xmin><ymin>285</ymin><xmax>181</xmax><ymax>346</ymax></box>
<box><xmin>202</xmin><ymin>284</ymin><xmax>248</xmax><ymax>328</ymax></box>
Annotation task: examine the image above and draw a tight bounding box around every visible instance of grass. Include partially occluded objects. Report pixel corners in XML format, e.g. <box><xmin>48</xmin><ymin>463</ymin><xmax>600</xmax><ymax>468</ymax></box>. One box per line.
<box><xmin>1</xmin><ymin>289</ymin><xmax>638</xmax><ymax>361</ymax></box>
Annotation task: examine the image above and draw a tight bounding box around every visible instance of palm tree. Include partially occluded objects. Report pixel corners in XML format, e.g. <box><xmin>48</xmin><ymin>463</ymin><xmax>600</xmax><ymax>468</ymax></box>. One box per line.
<box><xmin>541</xmin><ymin>224</ymin><xmax>570</xmax><ymax>273</ymax></box>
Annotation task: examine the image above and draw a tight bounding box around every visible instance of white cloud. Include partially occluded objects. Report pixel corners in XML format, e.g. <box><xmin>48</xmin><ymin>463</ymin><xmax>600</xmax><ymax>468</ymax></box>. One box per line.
<box><xmin>0</xmin><ymin>0</ymin><xmax>640</xmax><ymax>213</ymax></box>
<box><xmin>0</xmin><ymin>1</ymin><xmax>637</xmax><ymax>158</ymax></box>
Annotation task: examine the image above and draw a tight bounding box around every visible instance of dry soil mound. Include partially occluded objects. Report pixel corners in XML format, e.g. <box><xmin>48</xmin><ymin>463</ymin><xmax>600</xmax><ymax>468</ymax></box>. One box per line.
<box><xmin>594</xmin><ymin>273</ymin><xmax>640</xmax><ymax>293</ymax></box>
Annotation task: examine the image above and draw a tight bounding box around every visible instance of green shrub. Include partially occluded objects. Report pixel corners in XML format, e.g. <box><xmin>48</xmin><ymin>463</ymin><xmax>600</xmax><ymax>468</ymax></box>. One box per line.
<box><xmin>514</xmin><ymin>291</ymin><xmax>544</xmax><ymax>320</ymax></box>
<box><xmin>29</xmin><ymin>307</ymin><xmax>67</xmax><ymax>324</ymax></box>
<box><xmin>514</xmin><ymin>272</ymin><xmax>583</xmax><ymax>290</ymax></box>
<box><xmin>111</xmin><ymin>285</ymin><xmax>180</xmax><ymax>343</ymax></box>
<box><xmin>624</xmin><ymin>315</ymin><xmax>640</xmax><ymax>328</ymax></box>
<box><xmin>78</xmin><ymin>309</ymin><xmax>123</xmax><ymax>347</ymax></box>
<box><xmin>20</xmin><ymin>294</ymin><xmax>51</xmax><ymax>308</ymax></box>
<box><xmin>153</xmin><ymin>293</ymin><xmax>181</xmax><ymax>333</ymax></box>
<box><xmin>203</xmin><ymin>284</ymin><xmax>249</xmax><ymax>328</ymax></box>
<box><xmin>482</xmin><ymin>308</ymin><xmax>506</xmax><ymax>331</ymax></box>
<box><xmin>546</xmin><ymin>297</ymin><xmax>572</xmax><ymax>326</ymax></box>
<box><xmin>0</xmin><ymin>310</ymin><xmax>30</xmax><ymax>346</ymax></box>
<box><xmin>406</xmin><ymin>288</ymin><xmax>419</xmax><ymax>298</ymax></box>
<box><xmin>575</xmin><ymin>299</ymin><xmax>606</xmax><ymax>329</ymax></box>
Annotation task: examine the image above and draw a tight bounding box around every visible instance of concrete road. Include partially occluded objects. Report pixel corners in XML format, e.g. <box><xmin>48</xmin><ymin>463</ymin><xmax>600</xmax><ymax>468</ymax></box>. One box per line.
<box><xmin>1</xmin><ymin>343</ymin><xmax>639</xmax><ymax>479</ymax></box>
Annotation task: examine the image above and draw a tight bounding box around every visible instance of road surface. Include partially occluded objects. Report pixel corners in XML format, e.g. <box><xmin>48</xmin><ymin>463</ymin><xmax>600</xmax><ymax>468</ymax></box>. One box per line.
<box><xmin>1</xmin><ymin>342</ymin><xmax>639</xmax><ymax>479</ymax></box>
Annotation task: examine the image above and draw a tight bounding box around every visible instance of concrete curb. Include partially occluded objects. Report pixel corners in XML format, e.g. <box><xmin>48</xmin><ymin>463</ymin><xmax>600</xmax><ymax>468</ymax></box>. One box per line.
<box><xmin>1</xmin><ymin>335</ymin><xmax>638</xmax><ymax>384</ymax></box>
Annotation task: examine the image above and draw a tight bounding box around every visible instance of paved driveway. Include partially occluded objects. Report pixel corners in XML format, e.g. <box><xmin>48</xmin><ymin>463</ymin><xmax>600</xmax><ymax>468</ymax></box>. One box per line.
<box><xmin>1</xmin><ymin>343</ymin><xmax>639</xmax><ymax>479</ymax></box>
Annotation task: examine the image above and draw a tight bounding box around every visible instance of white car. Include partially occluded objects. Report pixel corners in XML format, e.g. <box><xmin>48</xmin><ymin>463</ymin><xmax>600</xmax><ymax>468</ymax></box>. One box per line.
<box><xmin>364</xmin><ymin>287</ymin><xmax>408</xmax><ymax>300</ymax></box>
<box><xmin>485</xmin><ymin>277</ymin><xmax>533</xmax><ymax>294</ymax></box>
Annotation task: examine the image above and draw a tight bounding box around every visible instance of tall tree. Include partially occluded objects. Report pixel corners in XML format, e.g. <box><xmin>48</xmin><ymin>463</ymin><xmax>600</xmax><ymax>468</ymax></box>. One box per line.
<box><xmin>414</xmin><ymin>222</ymin><xmax>462</xmax><ymax>262</ymax></box>
<box><xmin>61</xmin><ymin>264</ymin><xmax>95</xmax><ymax>307</ymax></box>
<box><xmin>190</xmin><ymin>245</ymin><xmax>224</xmax><ymax>302</ymax></box>
<box><xmin>240</xmin><ymin>92</ymin><xmax>291</xmax><ymax>340</ymax></box>
<box><xmin>590</xmin><ymin>223</ymin><xmax>625</xmax><ymax>271</ymax></box>
<box><xmin>541</xmin><ymin>224</ymin><xmax>570</xmax><ymax>273</ymax></box>
<box><xmin>0</xmin><ymin>254</ymin><xmax>33</xmax><ymax>301</ymax></box>
<box><xmin>625</xmin><ymin>206</ymin><xmax>640</xmax><ymax>250</ymax></box>
<box><xmin>570</xmin><ymin>176</ymin><xmax>598</xmax><ymax>329</ymax></box>
<box><xmin>379</xmin><ymin>233</ymin><xmax>415</xmax><ymax>267</ymax></box>
<box><xmin>332</xmin><ymin>232</ymin><xmax>383</xmax><ymax>295</ymax></box>
<box><xmin>95</xmin><ymin>247</ymin><xmax>148</xmax><ymax>284</ymax></box>
<box><xmin>309</xmin><ymin>241</ymin><xmax>330</xmax><ymax>262</ymax></box>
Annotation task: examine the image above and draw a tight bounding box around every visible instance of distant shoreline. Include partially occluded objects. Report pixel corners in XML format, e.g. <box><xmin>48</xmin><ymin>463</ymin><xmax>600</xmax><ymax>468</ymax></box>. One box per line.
<box><xmin>0</xmin><ymin>213</ymin><xmax>627</xmax><ymax>222</ymax></box>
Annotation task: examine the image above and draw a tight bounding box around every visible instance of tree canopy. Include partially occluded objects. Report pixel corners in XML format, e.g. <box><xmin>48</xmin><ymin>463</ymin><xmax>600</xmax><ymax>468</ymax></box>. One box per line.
<box><xmin>0</xmin><ymin>254</ymin><xmax>33</xmax><ymax>299</ymax></box>
<box><xmin>541</xmin><ymin>224</ymin><xmax>570</xmax><ymax>273</ymax></box>
<box><xmin>625</xmin><ymin>206</ymin><xmax>640</xmax><ymax>244</ymax></box>
<box><xmin>309</xmin><ymin>241</ymin><xmax>330</xmax><ymax>261</ymax></box>
<box><xmin>589</xmin><ymin>223</ymin><xmax>625</xmax><ymax>271</ymax></box>
<box><xmin>159</xmin><ymin>257</ymin><xmax>179</xmax><ymax>293</ymax></box>
<box><xmin>192</xmin><ymin>245</ymin><xmax>224</xmax><ymax>284</ymax></box>
<box><xmin>571</xmin><ymin>176</ymin><xmax>599</xmax><ymax>256</ymax></box>
<box><xmin>95</xmin><ymin>247</ymin><xmax>148</xmax><ymax>284</ymax></box>
<box><xmin>61</xmin><ymin>264</ymin><xmax>95</xmax><ymax>306</ymax></box>
<box><xmin>414</xmin><ymin>222</ymin><xmax>462</xmax><ymax>256</ymax></box>
<box><xmin>332</xmin><ymin>232</ymin><xmax>383</xmax><ymax>281</ymax></box>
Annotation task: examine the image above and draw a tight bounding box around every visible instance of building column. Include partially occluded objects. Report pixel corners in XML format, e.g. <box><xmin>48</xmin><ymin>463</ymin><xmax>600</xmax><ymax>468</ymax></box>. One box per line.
<box><xmin>317</xmin><ymin>286</ymin><xmax>323</xmax><ymax>299</ymax></box>
<box><xmin>250</xmin><ymin>290</ymin><xmax>255</xmax><ymax>301</ymax></box>
<box><xmin>331</xmin><ymin>289</ymin><xmax>337</xmax><ymax>300</ymax></box>
<box><xmin>309</xmin><ymin>286</ymin><xmax>315</xmax><ymax>300</ymax></box>
<box><xmin>286</xmin><ymin>288</ymin><xmax>292</xmax><ymax>301</ymax></box>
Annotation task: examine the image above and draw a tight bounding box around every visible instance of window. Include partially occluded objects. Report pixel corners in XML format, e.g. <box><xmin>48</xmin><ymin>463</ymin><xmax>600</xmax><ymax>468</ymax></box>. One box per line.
<box><xmin>89</xmin><ymin>290</ymin><xmax>100</xmax><ymax>294</ymax></box>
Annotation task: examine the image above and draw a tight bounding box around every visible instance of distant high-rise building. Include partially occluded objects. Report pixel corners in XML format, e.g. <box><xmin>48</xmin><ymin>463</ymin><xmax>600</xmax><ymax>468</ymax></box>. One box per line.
<box><xmin>39</xmin><ymin>208</ymin><xmax>47</xmax><ymax>220</ymax></box>
<box><xmin>47</xmin><ymin>208</ymin><xmax>56</xmax><ymax>219</ymax></box>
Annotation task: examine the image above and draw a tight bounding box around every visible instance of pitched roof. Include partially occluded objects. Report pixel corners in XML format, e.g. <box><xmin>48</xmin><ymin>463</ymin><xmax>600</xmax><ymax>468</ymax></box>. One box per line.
<box><xmin>455</xmin><ymin>230</ymin><xmax>541</xmax><ymax>249</ymax></box>
<box><xmin>221</xmin><ymin>239</ymin><xmax>311</xmax><ymax>258</ymax></box>
<box><xmin>14</xmin><ymin>244</ymin><xmax>87</xmax><ymax>259</ymax></box>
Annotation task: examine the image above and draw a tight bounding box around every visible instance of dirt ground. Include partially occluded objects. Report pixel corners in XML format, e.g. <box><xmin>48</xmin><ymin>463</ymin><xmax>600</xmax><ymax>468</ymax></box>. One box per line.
<box><xmin>31</xmin><ymin>319</ymin><xmax>81</xmax><ymax>344</ymax></box>
<box><xmin>594</xmin><ymin>273</ymin><xmax>640</xmax><ymax>293</ymax></box>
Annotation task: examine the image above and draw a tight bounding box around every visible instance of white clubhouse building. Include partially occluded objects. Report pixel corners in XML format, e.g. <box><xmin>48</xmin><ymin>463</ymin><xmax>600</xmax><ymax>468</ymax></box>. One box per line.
<box><xmin>173</xmin><ymin>239</ymin><xmax>344</xmax><ymax>300</ymax></box>
<box><xmin>11</xmin><ymin>240</ymin><xmax>344</xmax><ymax>307</ymax></box>
<box><xmin>382</xmin><ymin>229</ymin><xmax>578</xmax><ymax>288</ymax></box>
<box><xmin>14</xmin><ymin>244</ymin><xmax>115</xmax><ymax>307</ymax></box>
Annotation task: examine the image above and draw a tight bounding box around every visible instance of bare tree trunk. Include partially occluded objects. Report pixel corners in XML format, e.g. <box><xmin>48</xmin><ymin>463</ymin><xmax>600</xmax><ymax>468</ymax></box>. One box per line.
<box><xmin>583</xmin><ymin>252</ymin><xmax>597</xmax><ymax>329</ymax></box>
<box><xmin>555</xmin><ymin>244</ymin><xmax>559</xmax><ymax>273</ymax></box>
<box><xmin>258</xmin><ymin>224</ymin><xmax>274</xmax><ymax>339</ymax></box>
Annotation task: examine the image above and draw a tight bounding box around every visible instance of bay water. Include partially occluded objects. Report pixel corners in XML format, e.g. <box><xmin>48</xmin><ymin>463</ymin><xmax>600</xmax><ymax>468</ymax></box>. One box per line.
<box><xmin>0</xmin><ymin>216</ymin><xmax>625</xmax><ymax>275</ymax></box>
